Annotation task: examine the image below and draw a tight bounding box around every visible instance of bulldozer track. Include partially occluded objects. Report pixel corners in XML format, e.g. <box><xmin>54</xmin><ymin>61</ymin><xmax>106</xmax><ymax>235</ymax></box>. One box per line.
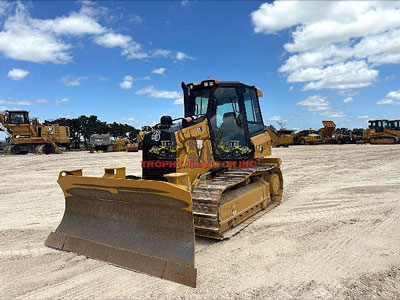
<box><xmin>191</xmin><ymin>163</ymin><xmax>283</xmax><ymax>239</ymax></box>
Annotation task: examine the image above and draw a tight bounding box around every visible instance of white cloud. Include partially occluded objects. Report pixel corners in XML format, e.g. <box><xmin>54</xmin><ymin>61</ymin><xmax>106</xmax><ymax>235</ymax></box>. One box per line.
<box><xmin>173</xmin><ymin>98</ymin><xmax>184</xmax><ymax>105</ymax></box>
<box><xmin>386</xmin><ymin>90</ymin><xmax>400</xmax><ymax>100</ymax></box>
<box><xmin>176</xmin><ymin>51</ymin><xmax>195</xmax><ymax>61</ymax></box>
<box><xmin>150</xmin><ymin>49</ymin><xmax>172</xmax><ymax>57</ymax></box>
<box><xmin>33</xmin><ymin>12</ymin><xmax>105</xmax><ymax>36</ymax></box>
<box><xmin>376</xmin><ymin>99</ymin><xmax>395</xmax><ymax>105</ymax></box>
<box><xmin>357</xmin><ymin>115</ymin><xmax>369</xmax><ymax>119</ymax></box>
<box><xmin>288</xmin><ymin>86</ymin><xmax>294</xmax><ymax>91</ymax></box>
<box><xmin>120</xmin><ymin>75</ymin><xmax>133</xmax><ymax>89</ymax></box>
<box><xmin>0</xmin><ymin>2</ymin><xmax>10</xmax><ymax>16</ymax></box>
<box><xmin>128</xmin><ymin>14</ymin><xmax>143</xmax><ymax>24</ymax></box>
<box><xmin>297</xmin><ymin>95</ymin><xmax>345</xmax><ymax>118</ymax></box>
<box><xmin>7</xmin><ymin>68</ymin><xmax>29</xmax><ymax>80</ymax></box>
<box><xmin>61</xmin><ymin>75</ymin><xmax>87</xmax><ymax>86</ymax></box>
<box><xmin>181</xmin><ymin>0</ymin><xmax>189</xmax><ymax>6</ymax></box>
<box><xmin>152</xmin><ymin>67</ymin><xmax>166</xmax><ymax>75</ymax></box>
<box><xmin>0</xmin><ymin>3</ymin><xmax>193</xmax><ymax>64</ymax></box>
<box><xmin>55</xmin><ymin>98</ymin><xmax>69</xmax><ymax>106</ymax></box>
<box><xmin>0</xmin><ymin>98</ymin><xmax>48</xmax><ymax>106</ymax></box>
<box><xmin>0</xmin><ymin>5</ymin><xmax>72</xmax><ymax>64</ymax></box>
<box><xmin>376</xmin><ymin>89</ymin><xmax>400</xmax><ymax>105</ymax></box>
<box><xmin>94</xmin><ymin>32</ymin><xmax>132</xmax><ymax>48</ymax></box>
<box><xmin>297</xmin><ymin>95</ymin><xmax>330</xmax><ymax>112</ymax></box>
<box><xmin>287</xmin><ymin>61</ymin><xmax>378</xmax><ymax>91</ymax></box>
<box><xmin>123</xmin><ymin>117</ymin><xmax>134</xmax><ymax>121</ymax></box>
<box><xmin>252</xmin><ymin>2</ymin><xmax>400</xmax><ymax>91</ymax></box>
<box><xmin>136</xmin><ymin>86</ymin><xmax>181</xmax><ymax>99</ymax></box>
<box><xmin>94</xmin><ymin>32</ymin><xmax>147</xmax><ymax>59</ymax></box>
<box><xmin>343</xmin><ymin>97</ymin><xmax>354</xmax><ymax>103</ymax></box>
<box><xmin>97</xmin><ymin>75</ymin><xmax>109</xmax><ymax>81</ymax></box>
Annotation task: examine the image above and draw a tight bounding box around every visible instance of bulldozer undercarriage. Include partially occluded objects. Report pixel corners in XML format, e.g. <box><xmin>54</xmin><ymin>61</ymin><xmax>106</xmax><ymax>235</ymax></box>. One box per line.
<box><xmin>193</xmin><ymin>163</ymin><xmax>283</xmax><ymax>239</ymax></box>
<box><xmin>3</xmin><ymin>143</ymin><xmax>59</xmax><ymax>154</ymax></box>
<box><xmin>369</xmin><ymin>136</ymin><xmax>399</xmax><ymax>144</ymax></box>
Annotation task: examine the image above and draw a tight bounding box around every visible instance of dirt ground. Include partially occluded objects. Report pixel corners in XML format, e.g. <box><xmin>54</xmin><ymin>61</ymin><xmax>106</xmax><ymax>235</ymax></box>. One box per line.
<box><xmin>0</xmin><ymin>145</ymin><xmax>399</xmax><ymax>300</ymax></box>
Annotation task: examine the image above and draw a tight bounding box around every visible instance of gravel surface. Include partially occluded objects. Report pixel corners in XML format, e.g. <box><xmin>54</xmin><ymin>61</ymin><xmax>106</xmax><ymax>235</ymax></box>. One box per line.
<box><xmin>1</xmin><ymin>145</ymin><xmax>399</xmax><ymax>299</ymax></box>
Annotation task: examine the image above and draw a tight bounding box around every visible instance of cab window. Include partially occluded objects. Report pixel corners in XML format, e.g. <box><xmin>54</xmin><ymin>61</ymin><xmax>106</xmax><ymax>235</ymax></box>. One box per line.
<box><xmin>9</xmin><ymin>112</ymin><xmax>29</xmax><ymax>124</ymax></box>
<box><xmin>209</xmin><ymin>87</ymin><xmax>248</xmax><ymax>159</ymax></box>
<box><xmin>243</xmin><ymin>87</ymin><xmax>264</xmax><ymax>135</ymax></box>
<box><xmin>190</xmin><ymin>89</ymin><xmax>209</xmax><ymax>116</ymax></box>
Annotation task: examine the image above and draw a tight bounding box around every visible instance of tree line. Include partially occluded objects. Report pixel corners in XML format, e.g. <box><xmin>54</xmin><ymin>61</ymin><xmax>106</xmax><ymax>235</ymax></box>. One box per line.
<box><xmin>49</xmin><ymin>115</ymin><xmax>139</xmax><ymax>149</ymax></box>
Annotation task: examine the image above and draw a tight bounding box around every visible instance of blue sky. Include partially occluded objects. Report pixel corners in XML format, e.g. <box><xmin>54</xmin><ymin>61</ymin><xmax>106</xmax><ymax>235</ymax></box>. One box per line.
<box><xmin>1</xmin><ymin>1</ymin><xmax>400</xmax><ymax>140</ymax></box>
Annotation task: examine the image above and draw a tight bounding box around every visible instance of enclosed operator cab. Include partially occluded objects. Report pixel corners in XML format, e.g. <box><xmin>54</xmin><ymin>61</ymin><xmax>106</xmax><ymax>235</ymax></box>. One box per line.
<box><xmin>368</xmin><ymin>120</ymin><xmax>389</xmax><ymax>133</ymax></box>
<box><xmin>182</xmin><ymin>80</ymin><xmax>265</xmax><ymax>161</ymax></box>
<box><xmin>4</xmin><ymin>110</ymin><xmax>30</xmax><ymax>125</ymax></box>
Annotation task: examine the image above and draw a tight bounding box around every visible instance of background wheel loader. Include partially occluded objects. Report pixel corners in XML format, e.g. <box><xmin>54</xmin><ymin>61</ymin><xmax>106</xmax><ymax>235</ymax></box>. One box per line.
<box><xmin>0</xmin><ymin>110</ymin><xmax>69</xmax><ymax>154</ymax></box>
<box><xmin>45</xmin><ymin>79</ymin><xmax>283</xmax><ymax>287</ymax></box>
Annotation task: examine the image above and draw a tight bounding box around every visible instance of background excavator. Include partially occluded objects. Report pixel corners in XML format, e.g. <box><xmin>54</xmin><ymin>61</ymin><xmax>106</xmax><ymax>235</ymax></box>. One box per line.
<box><xmin>0</xmin><ymin>110</ymin><xmax>70</xmax><ymax>154</ymax></box>
<box><xmin>45</xmin><ymin>79</ymin><xmax>283</xmax><ymax>288</ymax></box>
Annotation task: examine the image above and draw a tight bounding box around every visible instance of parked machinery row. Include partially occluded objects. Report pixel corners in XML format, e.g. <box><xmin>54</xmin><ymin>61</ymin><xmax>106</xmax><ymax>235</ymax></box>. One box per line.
<box><xmin>267</xmin><ymin>119</ymin><xmax>400</xmax><ymax>147</ymax></box>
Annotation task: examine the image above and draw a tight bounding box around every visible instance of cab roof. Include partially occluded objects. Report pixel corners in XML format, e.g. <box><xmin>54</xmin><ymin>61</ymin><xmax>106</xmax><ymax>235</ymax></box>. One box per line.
<box><xmin>184</xmin><ymin>79</ymin><xmax>263</xmax><ymax>97</ymax></box>
<box><xmin>4</xmin><ymin>110</ymin><xmax>29</xmax><ymax>113</ymax></box>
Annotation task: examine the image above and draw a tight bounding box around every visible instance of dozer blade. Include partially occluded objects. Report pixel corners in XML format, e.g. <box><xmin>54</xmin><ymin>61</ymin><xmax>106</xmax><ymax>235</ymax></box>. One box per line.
<box><xmin>45</xmin><ymin>168</ymin><xmax>196</xmax><ymax>287</ymax></box>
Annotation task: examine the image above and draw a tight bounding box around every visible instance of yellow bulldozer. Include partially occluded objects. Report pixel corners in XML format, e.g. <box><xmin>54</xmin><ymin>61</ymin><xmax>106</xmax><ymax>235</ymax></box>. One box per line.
<box><xmin>0</xmin><ymin>110</ymin><xmax>70</xmax><ymax>154</ymax></box>
<box><xmin>362</xmin><ymin>119</ymin><xmax>400</xmax><ymax>144</ymax></box>
<box><xmin>45</xmin><ymin>80</ymin><xmax>284</xmax><ymax>287</ymax></box>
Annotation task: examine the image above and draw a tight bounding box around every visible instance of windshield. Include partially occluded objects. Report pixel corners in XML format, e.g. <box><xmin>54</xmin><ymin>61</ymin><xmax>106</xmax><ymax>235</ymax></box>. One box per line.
<box><xmin>9</xmin><ymin>112</ymin><xmax>29</xmax><ymax>124</ymax></box>
<box><xmin>209</xmin><ymin>87</ymin><xmax>250</xmax><ymax>160</ymax></box>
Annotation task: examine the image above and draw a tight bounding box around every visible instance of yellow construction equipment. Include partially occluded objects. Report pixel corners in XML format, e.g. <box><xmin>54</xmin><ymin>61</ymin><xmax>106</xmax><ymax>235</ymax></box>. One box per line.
<box><xmin>89</xmin><ymin>135</ymin><xmax>133</xmax><ymax>152</ymax></box>
<box><xmin>126</xmin><ymin>142</ymin><xmax>139</xmax><ymax>152</ymax></box>
<box><xmin>319</xmin><ymin>120</ymin><xmax>336</xmax><ymax>143</ymax></box>
<box><xmin>293</xmin><ymin>129</ymin><xmax>322</xmax><ymax>145</ymax></box>
<box><xmin>114</xmin><ymin>138</ymin><xmax>130</xmax><ymax>151</ymax></box>
<box><xmin>45</xmin><ymin>80</ymin><xmax>283</xmax><ymax>287</ymax></box>
<box><xmin>265</xmin><ymin>127</ymin><xmax>294</xmax><ymax>147</ymax></box>
<box><xmin>89</xmin><ymin>133</ymin><xmax>114</xmax><ymax>153</ymax></box>
<box><xmin>136</xmin><ymin>127</ymin><xmax>151</xmax><ymax>150</ymax></box>
<box><xmin>0</xmin><ymin>110</ymin><xmax>69</xmax><ymax>154</ymax></box>
<box><xmin>362</xmin><ymin>119</ymin><xmax>400</xmax><ymax>144</ymax></box>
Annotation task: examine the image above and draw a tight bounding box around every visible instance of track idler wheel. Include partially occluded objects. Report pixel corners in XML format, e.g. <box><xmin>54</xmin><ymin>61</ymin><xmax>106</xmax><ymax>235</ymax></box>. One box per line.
<box><xmin>264</xmin><ymin>173</ymin><xmax>281</xmax><ymax>196</ymax></box>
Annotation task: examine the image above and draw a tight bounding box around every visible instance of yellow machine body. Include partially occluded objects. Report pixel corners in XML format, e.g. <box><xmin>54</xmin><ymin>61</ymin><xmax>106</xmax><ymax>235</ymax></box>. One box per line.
<box><xmin>46</xmin><ymin>79</ymin><xmax>284</xmax><ymax>287</ymax></box>
<box><xmin>362</xmin><ymin>119</ymin><xmax>400</xmax><ymax>144</ymax></box>
<box><xmin>265</xmin><ymin>127</ymin><xmax>294</xmax><ymax>147</ymax></box>
<box><xmin>0</xmin><ymin>110</ymin><xmax>69</xmax><ymax>154</ymax></box>
<box><xmin>114</xmin><ymin>138</ymin><xmax>130</xmax><ymax>151</ymax></box>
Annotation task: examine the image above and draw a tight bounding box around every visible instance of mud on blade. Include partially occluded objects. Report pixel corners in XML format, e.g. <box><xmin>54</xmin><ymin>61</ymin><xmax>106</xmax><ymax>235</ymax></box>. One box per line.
<box><xmin>45</xmin><ymin>168</ymin><xmax>197</xmax><ymax>287</ymax></box>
